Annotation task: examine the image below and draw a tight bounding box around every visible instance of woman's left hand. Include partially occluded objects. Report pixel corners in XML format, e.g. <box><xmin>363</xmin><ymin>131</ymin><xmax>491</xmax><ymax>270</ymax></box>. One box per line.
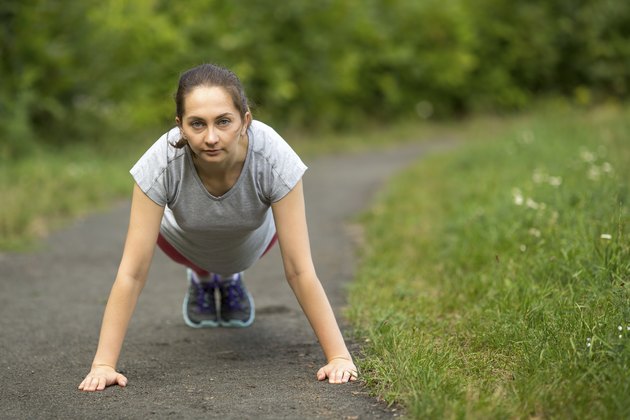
<box><xmin>316</xmin><ymin>357</ymin><xmax>359</xmax><ymax>383</ymax></box>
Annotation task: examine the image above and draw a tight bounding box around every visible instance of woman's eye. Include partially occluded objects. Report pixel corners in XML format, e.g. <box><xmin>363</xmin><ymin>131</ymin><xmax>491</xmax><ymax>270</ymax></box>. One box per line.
<box><xmin>217</xmin><ymin>118</ymin><xmax>231</xmax><ymax>126</ymax></box>
<box><xmin>191</xmin><ymin>121</ymin><xmax>204</xmax><ymax>129</ymax></box>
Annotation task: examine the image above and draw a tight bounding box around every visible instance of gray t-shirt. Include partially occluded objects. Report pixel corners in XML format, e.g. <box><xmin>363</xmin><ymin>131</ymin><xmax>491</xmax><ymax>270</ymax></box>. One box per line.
<box><xmin>130</xmin><ymin>120</ymin><xmax>307</xmax><ymax>275</ymax></box>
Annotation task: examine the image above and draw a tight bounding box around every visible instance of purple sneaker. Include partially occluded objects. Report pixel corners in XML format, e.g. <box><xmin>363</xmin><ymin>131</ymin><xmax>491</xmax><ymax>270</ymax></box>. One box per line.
<box><xmin>218</xmin><ymin>273</ymin><xmax>255</xmax><ymax>328</ymax></box>
<box><xmin>182</xmin><ymin>269</ymin><xmax>219</xmax><ymax>328</ymax></box>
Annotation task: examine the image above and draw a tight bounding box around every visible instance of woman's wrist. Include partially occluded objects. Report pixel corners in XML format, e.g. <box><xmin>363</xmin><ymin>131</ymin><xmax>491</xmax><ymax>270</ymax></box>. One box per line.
<box><xmin>91</xmin><ymin>362</ymin><xmax>116</xmax><ymax>370</ymax></box>
<box><xmin>327</xmin><ymin>354</ymin><xmax>353</xmax><ymax>363</ymax></box>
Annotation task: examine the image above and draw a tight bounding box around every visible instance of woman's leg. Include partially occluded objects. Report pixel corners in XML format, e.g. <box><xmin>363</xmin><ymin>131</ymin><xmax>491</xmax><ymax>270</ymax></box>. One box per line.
<box><xmin>156</xmin><ymin>234</ymin><xmax>210</xmax><ymax>276</ymax></box>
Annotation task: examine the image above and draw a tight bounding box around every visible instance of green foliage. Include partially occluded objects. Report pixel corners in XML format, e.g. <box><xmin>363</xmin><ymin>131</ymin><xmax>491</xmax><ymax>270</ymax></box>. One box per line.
<box><xmin>348</xmin><ymin>104</ymin><xmax>630</xmax><ymax>418</ymax></box>
<box><xmin>2</xmin><ymin>0</ymin><xmax>630</xmax><ymax>158</ymax></box>
<box><xmin>467</xmin><ymin>0</ymin><xmax>630</xmax><ymax>110</ymax></box>
<box><xmin>0</xmin><ymin>0</ymin><xmax>178</xmax><ymax>158</ymax></box>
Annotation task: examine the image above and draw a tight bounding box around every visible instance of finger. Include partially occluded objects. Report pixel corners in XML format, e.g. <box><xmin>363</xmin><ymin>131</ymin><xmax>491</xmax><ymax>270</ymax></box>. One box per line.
<box><xmin>97</xmin><ymin>376</ymin><xmax>107</xmax><ymax>391</ymax></box>
<box><xmin>341</xmin><ymin>370</ymin><xmax>351</xmax><ymax>383</ymax></box>
<box><xmin>316</xmin><ymin>367</ymin><xmax>326</xmax><ymax>381</ymax></box>
<box><xmin>84</xmin><ymin>377</ymin><xmax>97</xmax><ymax>392</ymax></box>
<box><xmin>92</xmin><ymin>377</ymin><xmax>102</xmax><ymax>391</ymax></box>
<box><xmin>337</xmin><ymin>370</ymin><xmax>346</xmax><ymax>383</ymax></box>
<box><xmin>330</xmin><ymin>368</ymin><xmax>343</xmax><ymax>384</ymax></box>
<box><xmin>117</xmin><ymin>374</ymin><xmax>128</xmax><ymax>387</ymax></box>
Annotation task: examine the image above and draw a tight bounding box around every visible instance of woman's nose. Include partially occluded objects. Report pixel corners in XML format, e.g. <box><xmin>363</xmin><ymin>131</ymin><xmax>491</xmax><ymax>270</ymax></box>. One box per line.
<box><xmin>205</xmin><ymin>128</ymin><xmax>219</xmax><ymax>145</ymax></box>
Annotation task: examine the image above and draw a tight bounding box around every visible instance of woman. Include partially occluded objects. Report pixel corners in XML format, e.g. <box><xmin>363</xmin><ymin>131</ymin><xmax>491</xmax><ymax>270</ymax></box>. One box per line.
<box><xmin>78</xmin><ymin>63</ymin><xmax>358</xmax><ymax>392</ymax></box>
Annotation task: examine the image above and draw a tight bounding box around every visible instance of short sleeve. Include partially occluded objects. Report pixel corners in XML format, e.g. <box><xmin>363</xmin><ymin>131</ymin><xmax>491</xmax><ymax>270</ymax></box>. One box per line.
<box><xmin>267</xmin><ymin>139</ymin><xmax>307</xmax><ymax>203</ymax></box>
<box><xmin>249</xmin><ymin>121</ymin><xmax>307</xmax><ymax>203</ymax></box>
<box><xmin>129</xmin><ymin>130</ymin><xmax>178</xmax><ymax>206</ymax></box>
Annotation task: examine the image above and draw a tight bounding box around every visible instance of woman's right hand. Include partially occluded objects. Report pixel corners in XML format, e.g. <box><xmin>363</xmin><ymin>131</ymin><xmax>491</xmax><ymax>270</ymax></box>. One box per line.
<box><xmin>78</xmin><ymin>364</ymin><xmax>127</xmax><ymax>392</ymax></box>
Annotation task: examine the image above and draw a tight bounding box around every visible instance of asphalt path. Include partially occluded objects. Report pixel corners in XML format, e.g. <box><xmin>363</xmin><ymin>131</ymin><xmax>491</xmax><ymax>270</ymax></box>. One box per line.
<box><xmin>0</xmin><ymin>140</ymin><xmax>451</xmax><ymax>419</ymax></box>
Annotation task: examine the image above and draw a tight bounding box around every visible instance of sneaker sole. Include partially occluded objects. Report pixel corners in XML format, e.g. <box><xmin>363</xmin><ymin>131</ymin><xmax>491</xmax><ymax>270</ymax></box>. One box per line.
<box><xmin>182</xmin><ymin>269</ymin><xmax>219</xmax><ymax>328</ymax></box>
<box><xmin>182</xmin><ymin>293</ymin><xmax>219</xmax><ymax>328</ymax></box>
<box><xmin>219</xmin><ymin>292</ymin><xmax>255</xmax><ymax>328</ymax></box>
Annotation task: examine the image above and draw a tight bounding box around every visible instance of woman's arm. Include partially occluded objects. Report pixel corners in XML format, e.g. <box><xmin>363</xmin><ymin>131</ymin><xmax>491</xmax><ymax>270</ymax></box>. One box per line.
<box><xmin>271</xmin><ymin>180</ymin><xmax>358</xmax><ymax>384</ymax></box>
<box><xmin>78</xmin><ymin>183</ymin><xmax>165</xmax><ymax>392</ymax></box>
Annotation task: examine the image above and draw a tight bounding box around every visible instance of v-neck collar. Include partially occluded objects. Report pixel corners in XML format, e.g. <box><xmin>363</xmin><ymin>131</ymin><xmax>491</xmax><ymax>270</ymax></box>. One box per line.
<box><xmin>186</xmin><ymin>127</ymin><xmax>253</xmax><ymax>201</ymax></box>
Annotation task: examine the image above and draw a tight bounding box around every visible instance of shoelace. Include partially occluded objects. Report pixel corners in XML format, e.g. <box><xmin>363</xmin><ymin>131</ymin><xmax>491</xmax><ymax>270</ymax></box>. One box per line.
<box><xmin>221</xmin><ymin>276</ymin><xmax>245</xmax><ymax>311</ymax></box>
<box><xmin>191</xmin><ymin>277</ymin><xmax>216</xmax><ymax>313</ymax></box>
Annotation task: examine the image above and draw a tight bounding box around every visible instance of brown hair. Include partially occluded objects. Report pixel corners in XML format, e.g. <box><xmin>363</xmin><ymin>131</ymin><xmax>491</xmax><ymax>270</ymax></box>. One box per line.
<box><xmin>172</xmin><ymin>63</ymin><xmax>251</xmax><ymax>148</ymax></box>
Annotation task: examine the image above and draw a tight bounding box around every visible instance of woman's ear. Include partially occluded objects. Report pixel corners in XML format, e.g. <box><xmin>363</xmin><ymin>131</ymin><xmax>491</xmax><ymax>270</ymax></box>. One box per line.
<box><xmin>242</xmin><ymin>111</ymin><xmax>252</xmax><ymax>135</ymax></box>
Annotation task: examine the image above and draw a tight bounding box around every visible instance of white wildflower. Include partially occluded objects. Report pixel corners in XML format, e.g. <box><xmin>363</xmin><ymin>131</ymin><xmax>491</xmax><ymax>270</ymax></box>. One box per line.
<box><xmin>580</xmin><ymin>149</ymin><xmax>596</xmax><ymax>163</ymax></box>
<box><xmin>600</xmin><ymin>234</ymin><xmax>612</xmax><ymax>240</ymax></box>
<box><xmin>528</xmin><ymin>228</ymin><xmax>541</xmax><ymax>238</ymax></box>
<box><xmin>526</xmin><ymin>198</ymin><xmax>539</xmax><ymax>210</ymax></box>
<box><xmin>602</xmin><ymin>162</ymin><xmax>613</xmax><ymax>173</ymax></box>
<box><xmin>512</xmin><ymin>188</ymin><xmax>524</xmax><ymax>206</ymax></box>
<box><xmin>618</xmin><ymin>325</ymin><xmax>623</xmax><ymax>331</ymax></box>
<box><xmin>520</xmin><ymin>244</ymin><xmax>527</xmax><ymax>252</ymax></box>
<box><xmin>548</xmin><ymin>176</ymin><xmax>562</xmax><ymax>187</ymax></box>
<box><xmin>532</xmin><ymin>169</ymin><xmax>546</xmax><ymax>184</ymax></box>
<box><xmin>588</xmin><ymin>166</ymin><xmax>601</xmax><ymax>181</ymax></box>
<box><xmin>620</xmin><ymin>335</ymin><xmax>623</xmax><ymax>339</ymax></box>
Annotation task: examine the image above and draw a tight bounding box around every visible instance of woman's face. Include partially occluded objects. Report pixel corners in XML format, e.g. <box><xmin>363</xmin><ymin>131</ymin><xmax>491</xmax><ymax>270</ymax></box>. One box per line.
<box><xmin>177</xmin><ymin>86</ymin><xmax>251</xmax><ymax>165</ymax></box>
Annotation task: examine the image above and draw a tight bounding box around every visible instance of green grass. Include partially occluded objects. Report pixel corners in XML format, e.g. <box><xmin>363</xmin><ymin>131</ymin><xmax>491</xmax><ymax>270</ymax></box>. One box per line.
<box><xmin>0</xmin><ymin>146</ymin><xmax>137</xmax><ymax>250</ymax></box>
<box><xmin>348</xmin><ymin>104</ymin><xmax>630</xmax><ymax>418</ymax></box>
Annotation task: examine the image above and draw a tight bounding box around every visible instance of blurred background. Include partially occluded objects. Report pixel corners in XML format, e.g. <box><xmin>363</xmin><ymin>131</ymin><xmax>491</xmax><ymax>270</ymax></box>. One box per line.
<box><xmin>1</xmin><ymin>0</ymin><xmax>630</xmax><ymax>248</ymax></box>
<box><xmin>2</xmin><ymin>0</ymin><xmax>629</xmax><ymax>158</ymax></box>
